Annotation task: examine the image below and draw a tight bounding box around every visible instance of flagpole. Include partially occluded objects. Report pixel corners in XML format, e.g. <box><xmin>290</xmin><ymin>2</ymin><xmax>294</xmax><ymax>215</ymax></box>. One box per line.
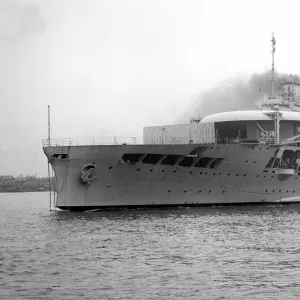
<box><xmin>47</xmin><ymin>105</ymin><xmax>52</xmax><ymax>211</ymax></box>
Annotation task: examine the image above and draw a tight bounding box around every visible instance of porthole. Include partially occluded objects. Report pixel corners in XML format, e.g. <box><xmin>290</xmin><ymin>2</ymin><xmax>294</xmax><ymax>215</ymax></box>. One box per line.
<box><xmin>205</xmin><ymin>172</ymin><xmax>208</xmax><ymax>175</ymax></box>
<box><xmin>264</xmin><ymin>175</ymin><xmax>267</xmax><ymax>178</ymax></box>
<box><xmin>161</xmin><ymin>170</ymin><xmax>165</xmax><ymax>173</ymax></box>
<box><xmin>279</xmin><ymin>190</ymin><xmax>281</xmax><ymax>192</ymax></box>
<box><xmin>189</xmin><ymin>171</ymin><xmax>193</xmax><ymax>174</ymax></box>
<box><xmin>137</xmin><ymin>168</ymin><xmax>140</xmax><ymax>171</ymax></box>
<box><xmin>168</xmin><ymin>190</ymin><xmax>171</xmax><ymax>193</ymax></box>
<box><xmin>213</xmin><ymin>173</ymin><xmax>216</xmax><ymax>175</ymax></box>
<box><xmin>184</xmin><ymin>190</ymin><xmax>187</xmax><ymax>193</ymax></box>
<box><xmin>272</xmin><ymin>190</ymin><xmax>275</xmax><ymax>192</ymax></box>
<box><xmin>243</xmin><ymin>174</ymin><xmax>246</xmax><ymax>177</ymax></box>
<box><xmin>208</xmin><ymin>191</ymin><xmax>211</xmax><ymax>193</ymax></box>
<box><xmin>222</xmin><ymin>191</ymin><xmax>225</xmax><ymax>193</ymax></box>
<box><xmin>265</xmin><ymin>189</ymin><xmax>268</xmax><ymax>192</ymax></box>
<box><xmin>236</xmin><ymin>174</ymin><xmax>239</xmax><ymax>176</ymax></box>
<box><xmin>198</xmin><ymin>190</ymin><xmax>201</xmax><ymax>193</ymax></box>
<box><xmin>173</xmin><ymin>170</ymin><xmax>176</xmax><ymax>173</ymax></box>
<box><xmin>227</xmin><ymin>174</ymin><xmax>230</xmax><ymax>176</ymax></box>
<box><xmin>199</xmin><ymin>172</ymin><xmax>202</xmax><ymax>174</ymax></box>
<box><xmin>109</xmin><ymin>166</ymin><xmax>113</xmax><ymax>169</ymax></box>
<box><xmin>150</xmin><ymin>169</ymin><xmax>153</xmax><ymax>172</ymax></box>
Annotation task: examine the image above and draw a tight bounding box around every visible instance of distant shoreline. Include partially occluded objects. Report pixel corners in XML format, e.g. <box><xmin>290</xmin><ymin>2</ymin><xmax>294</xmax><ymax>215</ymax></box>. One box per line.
<box><xmin>0</xmin><ymin>176</ymin><xmax>54</xmax><ymax>193</ymax></box>
<box><xmin>0</xmin><ymin>188</ymin><xmax>51</xmax><ymax>193</ymax></box>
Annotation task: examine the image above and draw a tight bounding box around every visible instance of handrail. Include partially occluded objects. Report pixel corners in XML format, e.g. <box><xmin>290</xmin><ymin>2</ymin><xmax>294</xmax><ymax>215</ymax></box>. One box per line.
<box><xmin>42</xmin><ymin>137</ymin><xmax>143</xmax><ymax>147</ymax></box>
<box><xmin>42</xmin><ymin>136</ymin><xmax>217</xmax><ymax>147</ymax></box>
<box><xmin>42</xmin><ymin>136</ymin><xmax>292</xmax><ymax>148</ymax></box>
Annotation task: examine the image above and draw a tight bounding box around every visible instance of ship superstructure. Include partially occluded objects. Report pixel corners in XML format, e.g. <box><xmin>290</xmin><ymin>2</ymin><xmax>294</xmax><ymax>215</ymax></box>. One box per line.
<box><xmin>43</xmin><ymin>34</ymin><xmax>300</xmax><ymax>211</ymax></box>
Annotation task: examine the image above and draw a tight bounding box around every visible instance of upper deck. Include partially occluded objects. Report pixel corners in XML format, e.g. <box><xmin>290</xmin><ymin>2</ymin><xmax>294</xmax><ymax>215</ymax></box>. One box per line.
<box><xmin>42</xmin><ymin>136</ymin><xmax>215</xmax><ymax>148</ymax></box>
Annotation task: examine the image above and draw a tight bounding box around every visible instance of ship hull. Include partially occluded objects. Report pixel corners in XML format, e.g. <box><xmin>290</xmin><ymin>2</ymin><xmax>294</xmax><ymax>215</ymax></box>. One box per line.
<box><xmin>43</xmin><ymin>143</ymin><xmax>300</xmax><ymax>211</ymax></box>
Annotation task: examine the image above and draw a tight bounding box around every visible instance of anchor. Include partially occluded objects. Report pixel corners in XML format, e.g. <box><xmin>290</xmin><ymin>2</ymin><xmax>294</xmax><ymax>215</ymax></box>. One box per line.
<box><xmin>81</xmin><ymin>163</ymin><xmax>97</xmax><ymax>184</ymax></box>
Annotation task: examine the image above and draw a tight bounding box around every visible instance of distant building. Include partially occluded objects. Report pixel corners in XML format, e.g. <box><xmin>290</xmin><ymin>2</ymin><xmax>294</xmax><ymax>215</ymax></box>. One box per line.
<box><xmin>0</xmin><ymin>175</ymin><xmax>14</xmax><ymax>180</ymax></box>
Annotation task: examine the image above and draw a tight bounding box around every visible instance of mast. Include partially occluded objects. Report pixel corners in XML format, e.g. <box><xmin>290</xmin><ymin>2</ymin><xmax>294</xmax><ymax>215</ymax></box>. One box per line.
<box><xmin>271</xmin><ymin>32</ymin><xmax>276</xmax><ymax>98</ymax></box>
<box><xmin>271</xmin><ymin>33</ymin><xmax>281</xmax><ymax>143</ymax></box>
<box><xmin>263</xmin><ymin>33</ymin><xmax>281</xmax><ymax>144</ymax></box>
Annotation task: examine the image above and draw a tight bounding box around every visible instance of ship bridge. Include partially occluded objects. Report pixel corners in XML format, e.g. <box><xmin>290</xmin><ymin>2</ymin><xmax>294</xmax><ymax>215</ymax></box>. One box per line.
<box><xmin>199</xmin><ymin>110</ymin><xmax>300</xmax><ymax>144</ymax></box>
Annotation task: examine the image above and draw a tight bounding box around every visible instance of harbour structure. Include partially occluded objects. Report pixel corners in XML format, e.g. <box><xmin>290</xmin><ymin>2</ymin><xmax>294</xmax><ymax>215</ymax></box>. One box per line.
<box><xmin>43</xmin><ymin>33</ymin><xmax>300</xmax><ymax>211</ymax></box>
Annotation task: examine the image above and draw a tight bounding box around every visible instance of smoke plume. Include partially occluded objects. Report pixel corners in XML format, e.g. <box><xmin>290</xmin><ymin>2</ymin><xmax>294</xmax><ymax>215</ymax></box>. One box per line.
<box><xmin>178</xmin><ymin>72</ymin><xmax>300</xmax><ymax>122</ymax></box>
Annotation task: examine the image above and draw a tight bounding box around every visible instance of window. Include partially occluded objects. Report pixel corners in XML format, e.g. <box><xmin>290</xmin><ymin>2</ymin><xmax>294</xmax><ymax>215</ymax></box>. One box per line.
<box><xmin>142</xmin><ymin>154</ymin><xmax>163</xmax><ymax>164</ymax></box>
<box><xmin>179</xmin><ymin>156</ymin><xmax>197</xmax><ymax>167</ymax></box>
<box><xmin>122</xmin><ymin>153</ymin><xmax>144</xmax><ymax>165</ymax></box>
<box><xmin>195</xmin><ymin>157</ymin><xmax>214</xmax><ymax>168</ymax></box>
<box><xmin>51</xmin><ymin>154</ymin><xmax>69</xmax><ymax>159</ymax></box>
<box><xmin>161</xmin><ymin>155</ymin><xmax>183</xmax><ymax>166</ymax></box>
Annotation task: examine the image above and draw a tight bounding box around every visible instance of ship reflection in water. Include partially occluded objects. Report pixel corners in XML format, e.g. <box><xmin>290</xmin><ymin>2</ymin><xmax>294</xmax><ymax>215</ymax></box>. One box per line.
<box><xmin>1</xmin><ymin>192</ymin><xmax>300</xmax><ymax>299</ymax></box>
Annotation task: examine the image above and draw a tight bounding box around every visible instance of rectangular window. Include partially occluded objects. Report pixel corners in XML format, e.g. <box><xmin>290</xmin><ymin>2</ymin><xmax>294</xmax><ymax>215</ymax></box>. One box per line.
<box><xmin>142</xmin><ymin>154</ymin><xmax>163</xmax><ymax>164</ymax></box>
<box><xmin>51</xmin><ymin>154</ymin><xmax>69</xmax><ymax>159</ymax></box>
<box><xmin>122</xmin><ymin>153</ymin><xmax>144</xmax><ymax>165</ymax></box>
<box><xmin>178</xmin><ymin>157</ymin><xmax>197</xmax><ymax>167</ymax></box>
<box><xmin>161</xmin><ymin>155</ymin><xmax>183</xmax><ymax>166</ymax></box>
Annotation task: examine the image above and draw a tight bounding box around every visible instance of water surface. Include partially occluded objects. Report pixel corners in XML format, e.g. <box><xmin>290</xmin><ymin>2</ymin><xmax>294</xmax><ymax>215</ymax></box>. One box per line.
<box><xmin>1</xmin><ymin>192</ymin><xmax>300</xmax><ymax>299</ymax></box>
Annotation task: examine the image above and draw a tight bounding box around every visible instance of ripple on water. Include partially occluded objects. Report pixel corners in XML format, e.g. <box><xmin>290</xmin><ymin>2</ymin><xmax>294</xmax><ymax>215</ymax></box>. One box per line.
<box><xmin>1</xmin><ymin>193</ymin><xmax>300</xmax><ymax>299</ymax></box>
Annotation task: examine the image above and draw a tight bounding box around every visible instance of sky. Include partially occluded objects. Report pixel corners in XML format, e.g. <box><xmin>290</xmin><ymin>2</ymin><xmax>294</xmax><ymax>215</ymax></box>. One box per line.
<box><xmin>1</xmin><ymin>0</ymin><xmax>300</xmax><ymax>176</ymax></box>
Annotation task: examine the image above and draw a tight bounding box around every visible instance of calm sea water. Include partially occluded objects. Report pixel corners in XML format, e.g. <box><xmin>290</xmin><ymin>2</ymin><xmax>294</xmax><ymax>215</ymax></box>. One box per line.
<box><xmin>1</xmin><ymin>193</ymin><xmax>300</xmax><ymax>299</ymax></box>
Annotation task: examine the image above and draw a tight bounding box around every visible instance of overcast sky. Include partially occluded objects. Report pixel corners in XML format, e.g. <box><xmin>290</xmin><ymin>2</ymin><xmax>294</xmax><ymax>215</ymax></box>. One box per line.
<box><xmin>1</xmin><ymin>0</ymin><xmax>300</xmax><ymax>176</ymax></box>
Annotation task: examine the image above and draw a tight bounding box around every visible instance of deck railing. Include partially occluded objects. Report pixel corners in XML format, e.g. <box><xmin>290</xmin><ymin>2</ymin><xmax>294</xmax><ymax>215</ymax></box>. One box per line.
<box><xmin>42</xmin><ymin>137</ymin><xmax>218</xmax><ymax>147</ymax></box>
<box><xmin>42</xmin><ymin>137</ymin><xmax>144</xmax><ymax>147</ymax></box>
<box><xmin>42</xmin><ymin>137</ymin><xmax>282</xmax><ymax>147</ymax></box>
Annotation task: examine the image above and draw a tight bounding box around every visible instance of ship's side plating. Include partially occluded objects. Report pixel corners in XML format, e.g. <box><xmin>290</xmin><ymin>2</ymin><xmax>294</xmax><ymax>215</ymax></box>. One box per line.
<box><xmin>43</xmin><ymin>142</ymin><xmax>300</xmax><ymax>211</ymax></box>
